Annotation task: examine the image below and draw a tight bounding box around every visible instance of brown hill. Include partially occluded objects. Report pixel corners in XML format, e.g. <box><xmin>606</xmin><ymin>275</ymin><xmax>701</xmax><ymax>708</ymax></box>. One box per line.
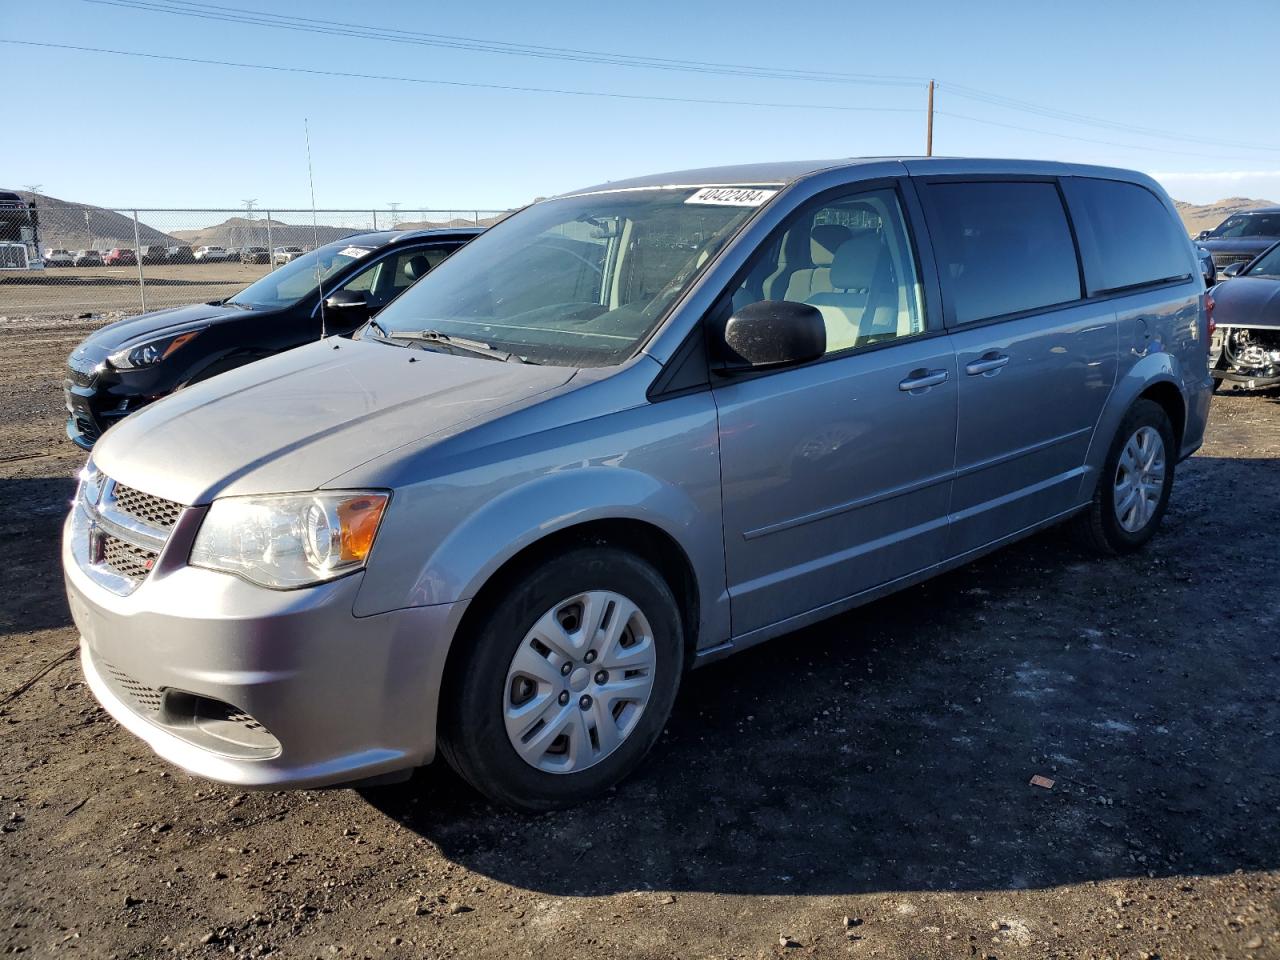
<box><xmin>1174</xmin><ymin>197</ymin><xmax>1277</xmax><ymax>237</ymax></box>
<box><xmin>171</xmin><ymin>217</ymin><xmax>364</xmax><ymax>249</ymax></box>
<box><xmin>5</xmin><ymin>190</ymin><xmax>177</xmax><ymax>250</ymax></box>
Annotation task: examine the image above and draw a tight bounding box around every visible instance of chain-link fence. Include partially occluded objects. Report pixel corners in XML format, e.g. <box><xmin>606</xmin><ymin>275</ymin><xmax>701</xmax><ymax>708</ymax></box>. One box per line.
<box><xmin>0</xmin><ymin>205</ymin><xmax>509</xmax><ymax>320</ymax></box>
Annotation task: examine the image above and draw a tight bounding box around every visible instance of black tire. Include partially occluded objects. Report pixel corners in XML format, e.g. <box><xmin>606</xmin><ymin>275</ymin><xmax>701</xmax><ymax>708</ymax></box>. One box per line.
<box><xmin>1071</xmin><ymin>398</ymin><xmax>1176</xmax><ymax>555</ymax></box>
<box><xmin>437</xmin><ymin>546</ymin><xmax>684</xmax><ymax>811</ymax></box>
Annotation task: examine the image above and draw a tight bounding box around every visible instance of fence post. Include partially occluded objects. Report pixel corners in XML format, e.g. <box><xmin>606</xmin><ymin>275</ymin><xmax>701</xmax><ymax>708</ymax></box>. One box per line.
<box><xmin>474</xmin><ymin>210</ymin><xmax>480</xmax><ymax>226</ymax></box>
<box><xmin>131</xmin><ymin>210</ymin><xmax>148</xmax><ymax>313</ymax></box>
<box><xmin>371</xmin><ymin>210</ymin><xmax>378</xmax><ymax>230</ymax></box>
<box><xmin>265</xmin><ymin>212</ymin><xmax>275</xmax><ymax>271</ymax></box>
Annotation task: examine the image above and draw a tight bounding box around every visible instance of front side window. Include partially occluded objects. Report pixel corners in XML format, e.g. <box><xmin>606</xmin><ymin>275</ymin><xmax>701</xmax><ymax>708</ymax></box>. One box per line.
<box><xmin>229</xmin><ymin>241</ymin><xmax>375</xmax><ymax>310</ymax></box>
<box><xmin>726</xmin><ymin>186</ymin><xmax>926</xmax><ymax>355</ymax></box>
<box><xmin>1210</xmin><ymin>213</ymin><xmax>1280</xmax><ymax>239</ymax></box>
<box><xmin>338</xmin><ymin>246</ymin><xmax>452</xmax><ymax>310</ymax></box>
<box><xmin>371</xmin><ymin>188</ymin><xmax>770</xmax><ymax>366</ymax></box>
<box><xmin>924</xmin><ymin>181</ymin><xmax>1081</xmax><ymax>324</ymax></box>
<box><xmin>1066</xmin><ymin>178</ymin><xmax>1192</xmax><ymax>293</ymax></box>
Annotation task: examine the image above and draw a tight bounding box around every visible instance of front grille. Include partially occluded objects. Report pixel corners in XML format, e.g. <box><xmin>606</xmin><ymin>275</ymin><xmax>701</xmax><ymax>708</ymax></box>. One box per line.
<box><xmin>101</xmin><ymin>533</ymin><xmax>158</xmax><ymax>581</ymax></box>
<box><xmin>1212</xmin><ymin>252</ymin><xmax>1252</xmax><ymax>268</ymax></box>
<box><xmin>112</xmin><ymin>483</ymin><xmax>183</xmax><ymax>530</ymax></box>
<box><xmin>102</xmin><ymin>662</ymin><xmax>164</xmax><ymax>714</ymax></box>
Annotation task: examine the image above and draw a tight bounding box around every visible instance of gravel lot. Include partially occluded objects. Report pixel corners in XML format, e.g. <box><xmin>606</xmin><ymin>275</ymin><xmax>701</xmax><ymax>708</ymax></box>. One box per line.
<box><xmin>1</xmin><ymin>318</ymin><xmax>1278</xmax><ymax>959</ymax></box>
<box><xmin>0</xmin><ymin>263</ymin><xmax>275</xmax><ymax>318</ymax></box>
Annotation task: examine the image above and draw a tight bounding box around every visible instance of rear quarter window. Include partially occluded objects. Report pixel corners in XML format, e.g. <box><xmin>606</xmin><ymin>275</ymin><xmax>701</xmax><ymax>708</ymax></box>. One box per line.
<box><xmin>922</xmin><ymin>180</ymin><xmax>1082</xmax><ymax>325</ymax></box>
<box><xmin>1064</xmin><ymin>178</ymin><xmax>1192</xmax><ymax>294</ymax></box>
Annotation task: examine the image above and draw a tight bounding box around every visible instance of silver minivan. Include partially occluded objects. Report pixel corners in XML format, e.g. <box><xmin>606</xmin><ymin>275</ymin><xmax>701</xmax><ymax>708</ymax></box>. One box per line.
<box><xmin>64</xmin><ymin>158</ymin><xmax>1213</xmax><ymax>810</ymax></box>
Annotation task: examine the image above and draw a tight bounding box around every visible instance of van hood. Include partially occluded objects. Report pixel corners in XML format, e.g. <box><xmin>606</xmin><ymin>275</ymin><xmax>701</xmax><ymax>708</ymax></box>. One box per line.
<box><xmin>90</xmin><ymin>338</ymin><xmax>576</xmax><ymax>504</ymax></box>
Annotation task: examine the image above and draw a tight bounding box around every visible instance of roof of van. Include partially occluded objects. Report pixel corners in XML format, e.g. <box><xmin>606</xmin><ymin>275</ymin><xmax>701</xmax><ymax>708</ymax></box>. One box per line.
<box><xmin>559</xmin><ymin>157</ymin><xmax>1161</xmax><ymax>197</ymax></box>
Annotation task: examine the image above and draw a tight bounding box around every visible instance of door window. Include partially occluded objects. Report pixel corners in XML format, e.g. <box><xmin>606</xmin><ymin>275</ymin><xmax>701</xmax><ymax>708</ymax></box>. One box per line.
<box><xmin>923</xmin><ymin>181</ymin><xmax>1081</xmax><ymax>324</ymax></box>
<box><xmin>728</xmin><ymin>187</ymin><xmax>926</xmax><ymax>355</ymax></box>
<box><xmin>336</xmin><ymin>246</ymin><xmax>452</xmax><ymax>311</ymax></box>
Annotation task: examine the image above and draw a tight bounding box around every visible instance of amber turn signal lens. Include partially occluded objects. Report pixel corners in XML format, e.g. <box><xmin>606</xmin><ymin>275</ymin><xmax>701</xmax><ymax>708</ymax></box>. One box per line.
<box><xmin>161</xmin><ymin>330</ymin><xmax>202</xmax><ymax>359</ymax></box>
<box><xmin>337</xmin><ymin>494</ymin><xmax>388</xmax><ymax>563</ymax></box>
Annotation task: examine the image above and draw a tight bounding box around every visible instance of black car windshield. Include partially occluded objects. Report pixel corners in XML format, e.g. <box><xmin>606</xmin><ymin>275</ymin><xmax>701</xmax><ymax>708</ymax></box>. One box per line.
<box><xmin>370</xmin><ymin>186</ymin><xmax>776</xmax><ymax>366</ymax></box>
<box><xmin>228</xmin><ymin>240</ymin><xmax>375</xmax><ymax>309</ymax></box>
<box><xmin>1209</xmin><ymin>212</ymin><xmax>1280</xmax><ymax>239</ymax></box>
<box><xmin>1244</xmin><ymin>244</ymin><xmax>1280</xmax><ymax>279</ymax></box>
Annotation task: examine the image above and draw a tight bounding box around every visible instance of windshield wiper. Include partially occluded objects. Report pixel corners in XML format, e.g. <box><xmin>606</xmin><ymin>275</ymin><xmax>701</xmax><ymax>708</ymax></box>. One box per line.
<box><xmin>387</xmin><ymin>329</ymin><xmax>533</xmax><ymax>363</ymax></box>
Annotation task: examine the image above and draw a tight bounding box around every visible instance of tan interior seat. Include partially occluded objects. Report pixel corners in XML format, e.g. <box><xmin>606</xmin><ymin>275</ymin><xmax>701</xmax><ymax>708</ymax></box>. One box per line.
<box><xmin>782</xmin><ymin>224</ymin><xmax>852</xmax><ymax>302</ymax></box>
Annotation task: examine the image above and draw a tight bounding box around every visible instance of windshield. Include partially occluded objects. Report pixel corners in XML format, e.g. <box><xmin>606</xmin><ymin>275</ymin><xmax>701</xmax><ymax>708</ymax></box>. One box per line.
<box><xmin>1210</xmin><ymin>212</ymin><xmax>1280</xmax><ymax>239</ymax></box>
<box><xmin>370</xmin><ymin>186</ymin><xmax>775</xmax><ymax>366</ymax></box>
<box><xmin>1244</xmin><ymin>244</ymin><xmax>1280</xmax><ymax>279</ymax></box>
<box><xmin>229</xmin><ymin>240</ymin><xmax>373</xmax><ymax>309</ymax></box>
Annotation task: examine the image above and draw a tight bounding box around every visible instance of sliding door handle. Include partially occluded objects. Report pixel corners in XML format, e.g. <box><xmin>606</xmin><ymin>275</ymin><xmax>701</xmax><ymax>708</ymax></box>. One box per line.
<box><xmin>965</xmin><ymin>354</ymin><xmax>1010</xmax><ymax>376</ymax></box>
<box><xmin>898</xmin><ymin>368</ymin><xmax>949</xmax><ymax>392</ymax></box>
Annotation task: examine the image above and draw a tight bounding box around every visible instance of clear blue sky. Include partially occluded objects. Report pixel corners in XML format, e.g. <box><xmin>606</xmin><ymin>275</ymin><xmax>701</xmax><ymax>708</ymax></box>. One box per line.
<box><xmin>4</xmin><ymin>0</ymin><xmax>1278</xmax><ymax>210</ymax></box>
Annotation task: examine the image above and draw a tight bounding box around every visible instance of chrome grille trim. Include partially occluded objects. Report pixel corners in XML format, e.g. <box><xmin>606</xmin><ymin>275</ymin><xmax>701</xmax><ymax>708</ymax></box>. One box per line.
<box><xmin>111</xmin><ymin>483</ymin><xmax>183</xmax><ymax>530</ymax></box>
<box><xmin>73</xmin><ymin>472</ymin><xmax>188</xmax><ymax>596</ymax></box>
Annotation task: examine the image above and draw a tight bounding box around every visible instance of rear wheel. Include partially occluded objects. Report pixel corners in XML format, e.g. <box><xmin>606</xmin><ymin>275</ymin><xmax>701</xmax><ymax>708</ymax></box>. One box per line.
<box><xmin>438</xmin><ymin>546</ymin><xmax>684</xmax><ymax>811</ymax></box>
<box><xmin>1072</xmin><ymin>399</ymin><xmax>1176</xmax><ymax>554</ymax></box>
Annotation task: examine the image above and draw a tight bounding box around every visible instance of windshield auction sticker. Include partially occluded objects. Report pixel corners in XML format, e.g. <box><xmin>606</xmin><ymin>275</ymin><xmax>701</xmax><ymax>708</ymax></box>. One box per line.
<box><xmin>685</xmin><ymin>187</ymin><xmax>779</xmax><ymax>207</ymax></box>
<box><xmin>337</xmin><ymin>246</ymin><xmax>373</xmax><ymax>259</ymax></box>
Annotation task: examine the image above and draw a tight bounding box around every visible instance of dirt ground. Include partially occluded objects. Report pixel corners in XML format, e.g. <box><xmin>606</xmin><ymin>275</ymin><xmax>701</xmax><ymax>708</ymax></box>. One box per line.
<box><xmin>1</xmin><ymin>317</ymin><xmax>1278</xmax><ymax>960</ymax></box>
<box><xmin>0</xmin><ymin>263</ymin><xmax>275</xmax><ymax>318</ymax></box>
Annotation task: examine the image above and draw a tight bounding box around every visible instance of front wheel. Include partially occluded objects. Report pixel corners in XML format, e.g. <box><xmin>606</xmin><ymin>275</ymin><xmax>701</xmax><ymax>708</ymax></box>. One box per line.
<box><xmin>1072</xmin><ymin>398</ymin><xmax>1176</xmax><ymax>554</ymax></box>
<box><xmin>438</xmin><ymin>546</ymin><xmax>684</xmax><ymax>811</ymax></box>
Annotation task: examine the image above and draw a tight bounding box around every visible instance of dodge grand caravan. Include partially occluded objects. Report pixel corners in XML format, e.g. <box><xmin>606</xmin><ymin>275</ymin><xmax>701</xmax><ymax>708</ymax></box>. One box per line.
<box><xmin>64</xmin><ymin>158</ymin><xmax>1212</xmax><ymax>810</ymax></box>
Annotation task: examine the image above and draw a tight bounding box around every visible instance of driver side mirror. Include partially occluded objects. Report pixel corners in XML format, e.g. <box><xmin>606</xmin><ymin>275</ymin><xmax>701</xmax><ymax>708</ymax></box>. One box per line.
<box><xmin>1221</xmin><ymin>261</ymin><xmax>1245</xmax><ymax>279</ymax></box>
<box><xmin>1196</xmin><ymin>230</ymin><xmax>1211</xmax><ymax>241</ymax></box>
<box><xmin>715</xmin><ymin>300</ymin><xmax>826</xmax><ymax>375</ymax></box>
<box><xmin>1197</xmin><ymin>247</ymin><xmax>1216</xmax><ymax>287</ymax></box>
<box><xmin>322</xmin><ymin>289</ymin><xmax>370</xmax><ymax>331</ymax></box>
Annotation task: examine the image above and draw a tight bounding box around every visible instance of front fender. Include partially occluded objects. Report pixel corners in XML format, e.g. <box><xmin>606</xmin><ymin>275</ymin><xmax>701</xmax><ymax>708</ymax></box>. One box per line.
<box><xmin>349</xmin><ymin>391</ymin><xmax>730</xmax><ymax>648</ymax></box>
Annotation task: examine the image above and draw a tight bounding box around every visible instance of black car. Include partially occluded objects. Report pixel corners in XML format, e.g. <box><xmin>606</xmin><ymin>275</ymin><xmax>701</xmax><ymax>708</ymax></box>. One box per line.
<box><xmin>1195</xmin><ymin>207</ymin><xmax>1280</xmax><ymax>275</ymax></box>
<box><xmin>65</xmin><ymin>228</ymin><xmax>481</xmax><ymax>448</ymax></box>
<box><xmin>1209</xmin><ymin>239</ymin><xmax>1280</xmax><ymax>390</ymax></box>
<box><xmin>165</xmin><ymin>245</ymin><xmax>196</xmax><ymax>264</ymax></box>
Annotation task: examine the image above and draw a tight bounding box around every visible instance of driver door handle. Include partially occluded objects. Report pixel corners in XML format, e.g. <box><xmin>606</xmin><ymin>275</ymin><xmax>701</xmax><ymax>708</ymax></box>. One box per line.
<box><xmin>898</xmin><ymin>368</ymin><xmax>949</xmax><ymax>392</ymax></box>
<box><xmin>965</xmin><ymin>353</ymin><xmax>1010</xmax><ymax>376</ymax></box>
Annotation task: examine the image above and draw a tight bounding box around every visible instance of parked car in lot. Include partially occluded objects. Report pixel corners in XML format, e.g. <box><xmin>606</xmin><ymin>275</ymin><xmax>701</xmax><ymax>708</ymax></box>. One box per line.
<box><xmin>166</xmin><ymin>245</ymin><xmax>195</xmax><ymax>264</ymax></box>
<box><xmin>63</xmin><ymin>228</ymin><xmax>480</xmax><ymax>448</ymax></box>
<box><xmin>63</xmin><ymin>159</ymin><xmax>1211</xmax><ymax>811</ymax></box>
<box><xmin>73</xmin><ymin>249</ymin><xmax>103</xmax><ymax>266</ymax></box>
<box><xmin>1195</xmin><ymin>207</ymin><xmax>1280</xmax><ymax>276</ymax></box>
<box><xmin>194</xmin><ymin>245</ymin><xmax>230</xmax><ymax>262</ymax></box>
<box><xmin>1209</xmin><ymin>239</ymin><xmax>1280</xmax><ymax>390</ymax></box>
<box><xmin>44</xmin><ymin>248</ymin><xmax>75</xmax><ymax>267</ymax></box>
<box><xmin>239</xmin><ymin>246</ymin><xmax>270</xmax><ymax>264</ymax></box>
<box><xmin>103</xmin><ymin>248</ymin><xmax>137</xmax><ymax>266</ymax></box>
<box><xmin>139</xmin><ymin>245</ymin><xmax>169</xmax><ymax>265</ymax></box>
<box><xmin>273</xmin><ymin>245</ymin><xmax>304</xmax><ymax>264</ymax></box>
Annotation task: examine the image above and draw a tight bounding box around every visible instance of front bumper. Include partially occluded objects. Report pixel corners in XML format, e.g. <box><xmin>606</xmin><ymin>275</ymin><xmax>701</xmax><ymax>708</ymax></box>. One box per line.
<box><xmin>64</xmin><ymin>509</ymin><xmax>466</xmax><ymax>788</ymax></box>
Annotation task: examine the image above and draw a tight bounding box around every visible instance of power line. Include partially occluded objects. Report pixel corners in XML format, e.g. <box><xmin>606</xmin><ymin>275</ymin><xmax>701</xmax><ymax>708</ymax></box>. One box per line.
<box><xmin>939</xmin><ymin>82</ymin><xmax>1280</xmax><ymax>154</ymax></box>
<box><xmin>935</xmin><ymin>110</ymin><xmax>1271</xmax><ymax>162</ymax></box>
<box><xmin>0</xmin><ymin>38</ymin><xmax>924</xmax><ymax>116</ymax></box>
<box><xmin>79</xmin><ymin>0</ymin><xmax>1278</xmax><ymax>156</ymax></box>
<box><xmin>78</xmin><ymin>0</ymin><xmax>927</xmax><ymax>88</ymax></box>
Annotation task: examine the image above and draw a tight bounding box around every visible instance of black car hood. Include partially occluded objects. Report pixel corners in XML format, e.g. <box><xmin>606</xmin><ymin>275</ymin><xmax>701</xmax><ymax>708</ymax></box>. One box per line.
<box><xmin>77</xmin><ymin>302</ymin><xmax>250</xmax><ymax>354</ymax></box>
<box><xmin>1212</xmin><ymin>276</ymin><xmax>1280</xmax><ymax>330</ymax></box>
<box><xmin>1198</xmin><ymin>237</ymin><xmax>1277</xmax><ymax>257</ymax></box>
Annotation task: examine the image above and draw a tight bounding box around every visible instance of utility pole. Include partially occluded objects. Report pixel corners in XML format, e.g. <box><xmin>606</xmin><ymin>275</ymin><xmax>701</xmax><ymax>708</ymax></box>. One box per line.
<box><xmin>388</xmin><ymin>201</ymin><xmax>400</xmax><ymax>227</ymax></box>
<box><xmin>22</xmin><ymin>183</ymin><xmax>42</xmax><ymax>195</ymax></box>
<box><xmin>241</xmin><ymin>199</ymin><xmax>257</xmax><ymax>219</ymax></box>
<box><xmin>926</xmin><ymin>79</ymin><xmax>935</xmax><ymax>157</ymax></box>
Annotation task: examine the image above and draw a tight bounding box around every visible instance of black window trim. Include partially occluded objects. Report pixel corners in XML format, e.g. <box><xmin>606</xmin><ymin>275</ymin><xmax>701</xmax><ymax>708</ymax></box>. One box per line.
<box><xmin>915</xmin><ymin>174</ymin><xmax>1091</xmax><ymax>330</ymax></box>
<box><xmin>307</xmin><ymin>240</ymin><xmax>462</xmax><ymax>319</ymax></box>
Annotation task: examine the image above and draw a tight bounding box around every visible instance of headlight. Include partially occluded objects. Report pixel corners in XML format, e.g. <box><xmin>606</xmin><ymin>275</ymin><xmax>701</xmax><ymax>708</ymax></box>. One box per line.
<box><xmin>190</xmin><ymin>491</ymin><xmax>389</xmax><ymax>589</ymax></box>
<box><xmin>107</xmin><ymin>330</ymin><xmax>202</xmax><ymax>370</ymax></box>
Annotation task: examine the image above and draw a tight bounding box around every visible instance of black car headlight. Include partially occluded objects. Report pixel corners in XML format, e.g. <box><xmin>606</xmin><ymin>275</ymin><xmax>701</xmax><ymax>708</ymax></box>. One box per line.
<box><xmin>107</xmin><ymin>330</ymin><xmax>203</xmax><ymax>370</ymax></box>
